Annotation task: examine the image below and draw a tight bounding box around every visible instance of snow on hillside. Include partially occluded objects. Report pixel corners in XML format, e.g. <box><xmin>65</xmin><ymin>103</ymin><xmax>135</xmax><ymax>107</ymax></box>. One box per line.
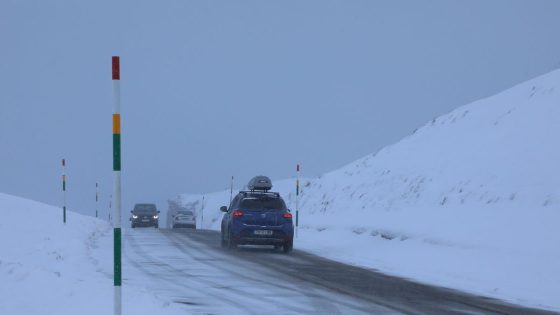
<box><xmin>0</xmin><ymin>193</ymin><xmax>183</xmax><ymax>315</ymax></box>
<box><xmin>178</xmin><ymin>69</ymin><xmax>560</xmax><ymax>311</ymax></box>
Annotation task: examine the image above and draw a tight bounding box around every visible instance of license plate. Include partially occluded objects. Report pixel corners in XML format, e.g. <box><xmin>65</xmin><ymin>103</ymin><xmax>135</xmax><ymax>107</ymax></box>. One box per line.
<box><xmin>254</xmin><ymin>230</ymin><xmax>273</xmax><ymax>236</ymax></box>
<box><xmin>142</xmin><ymin>219</ymin><xmax>149</xmax><ymax>222</ymax></box>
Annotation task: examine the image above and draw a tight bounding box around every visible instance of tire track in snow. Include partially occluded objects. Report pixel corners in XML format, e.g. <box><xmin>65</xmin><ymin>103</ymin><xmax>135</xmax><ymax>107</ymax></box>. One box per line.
<box><xmin>159</xmin><ymin>231</ymin><xmax>317</xmax><ymax>314</ymax></box>
<box><xmin>124</xmin><ymin>230</ymin><xmax>258</xmax><ymax>314</ymax></box>
<box><xmin>164</xmin><ymin>230</ymin><xmax>360</xmax><ymax>315</ymax></box>
<box><xmin>167</xmin><ymin>229</ymin><xmax>399</xmax><ymax>314</ymax></box>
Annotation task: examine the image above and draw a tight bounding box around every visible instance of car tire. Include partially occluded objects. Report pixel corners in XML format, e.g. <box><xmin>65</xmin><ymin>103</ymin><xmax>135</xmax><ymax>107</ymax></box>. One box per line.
<box><xmin>220</xmin><ymin>232</ymin><xmax>227</xmax><ymax>248</ymax></box>
<box><xmin>154</xmin><ymin>223</ymin><xmax>159</xmax><ymax>229</ymax></box>
<box><xmin>228</xmin><ymin>232</ymin><xmax>237</xmax><ymax>250</ymax></box>
<box><xmin>131</xmin><ymin>223</ymin><xmax>135</xmax><ymax>229</ymax></box>
<box><xmin>282</xmin><ymin>241</ymin><xmax>293</xmax><ymax>253</ymax></box>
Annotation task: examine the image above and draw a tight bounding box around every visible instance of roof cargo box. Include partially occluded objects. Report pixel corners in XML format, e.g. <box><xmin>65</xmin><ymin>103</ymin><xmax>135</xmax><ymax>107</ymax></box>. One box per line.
<box><xmin>248</xmin><ymin>176</ymin><xmax>272</xmax><ymax>191</ymax></box>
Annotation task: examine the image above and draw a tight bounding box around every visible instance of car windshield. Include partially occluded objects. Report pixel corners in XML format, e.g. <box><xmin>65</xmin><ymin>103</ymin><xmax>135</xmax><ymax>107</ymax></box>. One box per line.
<box><xmin>134</xmin><ymin>204</ymin><xmax>156</xmax><ymax>213</ymax></box>
<box><xmin>240</xmin><ymin>198</ymin><xmax>286</xmax><ymax>211</ymax></box>
<box><xmin>178</xmin><ymin>211</ymin><xmax>193</xmax><ymax>215</ymax></box>
<box><xmin>134</xmin><ymin>210</ymin><xmax>156</xmax><ymax>214</ymax></box>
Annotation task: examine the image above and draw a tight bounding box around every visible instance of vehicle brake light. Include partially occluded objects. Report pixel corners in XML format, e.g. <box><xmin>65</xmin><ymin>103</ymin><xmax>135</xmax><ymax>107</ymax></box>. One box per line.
<box><xmin>283</xmin><ymin>213</ymin><xmax>293</xmax><ymax>220</ymax></box>
<box><xmin>233</xmin><ymin>210</ymin><xmax>244</xmax><ymax>217</ymax></box>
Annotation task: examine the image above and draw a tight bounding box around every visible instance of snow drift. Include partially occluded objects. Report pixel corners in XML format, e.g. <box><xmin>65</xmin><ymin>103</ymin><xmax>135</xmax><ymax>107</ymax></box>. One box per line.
<box><xmin>0</xmin><ymin>193</ymin><xmax>183</xmax><ymax>315</ymax></box>
<box><xmin>178</xmin><ymin>69</ymin><xmax>560</xmax><ymax>311</ymax></box>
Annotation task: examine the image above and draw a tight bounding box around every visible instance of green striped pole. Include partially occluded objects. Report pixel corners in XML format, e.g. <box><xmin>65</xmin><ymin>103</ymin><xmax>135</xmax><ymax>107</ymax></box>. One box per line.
<box><xmin>112</xmin><ymin>56</ymin><xmax>122</xmax><ymax>315</ymax></box>
<box><xmin>62</xmin><ymin>159</ymin><xmax>66</xmax><ymax>224</ymax></box>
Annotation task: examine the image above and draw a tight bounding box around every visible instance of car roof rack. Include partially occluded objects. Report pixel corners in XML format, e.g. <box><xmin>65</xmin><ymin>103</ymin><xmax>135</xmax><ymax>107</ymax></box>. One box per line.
<box><xmin>239</xmin><ymin>190</ymin><xmax>280</xmax><ymax>198</ymax></box>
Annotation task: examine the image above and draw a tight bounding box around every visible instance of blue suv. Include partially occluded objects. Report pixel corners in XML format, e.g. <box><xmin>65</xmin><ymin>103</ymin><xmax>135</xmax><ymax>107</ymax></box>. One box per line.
<box><xmin>220</xmin><ymin>178</ymin><xmax>294</xmax><ymax>253</ymax></box>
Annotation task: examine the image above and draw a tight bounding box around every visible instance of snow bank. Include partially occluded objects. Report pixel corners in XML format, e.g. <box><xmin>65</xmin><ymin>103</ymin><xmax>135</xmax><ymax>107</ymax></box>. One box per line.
<box><xmin>0</xmin><ymin>193</ymin><xmax>183</xmax><ymax>315</ymax></box>
<box><xmin>179</xmin><ymin>69</ymin><xmax>560</xmax><ymax>311</ymax></box>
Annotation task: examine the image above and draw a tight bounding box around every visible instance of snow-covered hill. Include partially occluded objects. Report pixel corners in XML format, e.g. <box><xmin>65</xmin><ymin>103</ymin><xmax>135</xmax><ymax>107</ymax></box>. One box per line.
<box><xmin>0</xmin><ymin>193</ymin><xmax>183</xmax><ymax>315</ymax></box>
<box><xmin>178</xmin><ymin>69</ymin><xmax>560</xmax><ymax>311</ymax></box>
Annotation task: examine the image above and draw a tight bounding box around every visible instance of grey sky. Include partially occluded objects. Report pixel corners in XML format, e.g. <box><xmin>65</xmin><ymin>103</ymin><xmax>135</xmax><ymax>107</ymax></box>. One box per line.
<box><xmin>1</xmin><ymin>0</ymin><xmax>560</xmax><ymax>218</ymax></box>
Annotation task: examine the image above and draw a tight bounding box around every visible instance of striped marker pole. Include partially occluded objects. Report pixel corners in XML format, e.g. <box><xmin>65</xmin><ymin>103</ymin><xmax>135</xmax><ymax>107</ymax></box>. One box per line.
<box><xmin>95</xmin><ymin>182</ymin><xmax>98</xmax><ymax>218</ymax></box>
<box><xmin>112</xmin><ymin>56</ymin><xmax>122</xmax><ymax>315</ymax></box>
<box><xmin>296</xmin><ymin>164</ymin><xmax>300</xmax><ymax>237</ymax></box>
<box><xmin>62</xmin><ymin>159</ymin><xmax>67</xmax><ymax>224</ymax></box>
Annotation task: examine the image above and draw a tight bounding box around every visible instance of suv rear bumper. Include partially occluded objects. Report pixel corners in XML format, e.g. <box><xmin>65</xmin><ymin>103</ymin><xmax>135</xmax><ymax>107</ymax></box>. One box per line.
<box><xmin>233</xmin><ymin>227</ymin><xmax>293</xmax><ymax>245</ymax></box>
<box><xmin>235</xmin><ymin>237</ymin><xmax>288</xmax><ymax>245</ymax></box>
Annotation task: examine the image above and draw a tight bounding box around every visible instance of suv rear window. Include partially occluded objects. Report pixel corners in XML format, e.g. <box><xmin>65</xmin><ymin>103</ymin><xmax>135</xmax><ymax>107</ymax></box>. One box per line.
<box><xmin>240</xmin><ymin>198</ymin><xmax>286</xmax><ymax>211</ymax></box>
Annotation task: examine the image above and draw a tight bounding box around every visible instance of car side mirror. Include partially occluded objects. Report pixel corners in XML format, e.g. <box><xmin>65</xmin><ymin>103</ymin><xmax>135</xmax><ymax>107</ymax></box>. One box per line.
<box><xmin>220</xmin><ymin>206</ymin><xmax>227</xmax><ymax>212</ymax></box>
<box><xmin>130</xmin><ymin>210</ymin><xmax>133</xmax><ymax>213</ymax></box>
<box><xmin>158</xmin><ymin>210</ymin><xmax>161</xmax><ymax>213</ymax></box>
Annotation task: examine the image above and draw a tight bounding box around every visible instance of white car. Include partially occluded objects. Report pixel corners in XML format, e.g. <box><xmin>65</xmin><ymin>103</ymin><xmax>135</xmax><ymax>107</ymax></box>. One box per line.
<box><xmin>171</xmin><ymin>210</ymin><xmax>196</xmax><ymax>229</ymax></box>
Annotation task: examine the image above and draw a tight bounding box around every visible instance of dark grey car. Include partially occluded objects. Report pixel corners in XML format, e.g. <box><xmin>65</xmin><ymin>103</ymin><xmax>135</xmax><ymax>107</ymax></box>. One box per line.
<box><xmin>130</xmin><ymin>203</ymin><xmax>160</xmax><ymax>228</ymax></box>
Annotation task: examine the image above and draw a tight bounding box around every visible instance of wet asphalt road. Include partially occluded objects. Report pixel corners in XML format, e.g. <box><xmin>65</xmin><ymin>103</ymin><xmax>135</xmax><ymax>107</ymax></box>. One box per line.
<box><xmin>124</xmin><ymin>228</ymin><xmax>556</xmax><ymax>315</ymax></box>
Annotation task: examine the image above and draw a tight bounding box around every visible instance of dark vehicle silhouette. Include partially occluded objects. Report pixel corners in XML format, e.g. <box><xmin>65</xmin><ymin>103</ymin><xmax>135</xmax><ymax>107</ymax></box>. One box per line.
<box><xmin>130</xmin><ymin>203</ymin><xmax>160</xmax><ymax>228</ymax></box>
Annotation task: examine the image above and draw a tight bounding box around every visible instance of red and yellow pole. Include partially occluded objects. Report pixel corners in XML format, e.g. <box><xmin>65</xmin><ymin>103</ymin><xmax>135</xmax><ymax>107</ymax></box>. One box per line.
<box><xmin>112</xmin><ymin>56</ymin><xmax>122</xmax><ymax>315</ymax></box>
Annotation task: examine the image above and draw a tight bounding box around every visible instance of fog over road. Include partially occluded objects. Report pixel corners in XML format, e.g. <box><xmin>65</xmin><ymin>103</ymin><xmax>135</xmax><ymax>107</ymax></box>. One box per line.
<box><xmin>124</xmin><ymin>229</ymin><xmax>554</xmax><ymax>315</ymax></box>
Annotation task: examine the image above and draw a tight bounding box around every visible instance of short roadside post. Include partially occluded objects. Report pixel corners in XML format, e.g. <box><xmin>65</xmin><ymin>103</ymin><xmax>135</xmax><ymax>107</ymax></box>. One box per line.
<box><xmin>112</xmin><ymin>56</ymin><xmax>122</xmax><ymax>315</ymax></box>
<box><xmin>296</xmin><ymin>164</ymin><xmax>300</xmax><ymax>238</ymax></box>
<box><xmin>95</xmin><ymin>182</ymin><xmax>99</xmax><ymax>218</ymax></box>
<box><xmin>62</xmin><ymin>159</ymin><xmax>67</xmax><ymax>224</ymax></box>
<box><xmin>201</xmin><ymin>195</ymin><xmax>205</xmax><ymax>229</ymax></box>
<box><xmin>229</xmin><ymin>176</ymin><xmax>234</xmax><ymax>204</ymax></box>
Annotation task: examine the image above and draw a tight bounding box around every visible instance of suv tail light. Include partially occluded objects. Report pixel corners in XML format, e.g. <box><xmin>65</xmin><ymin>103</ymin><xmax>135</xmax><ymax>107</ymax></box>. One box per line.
<box><xmin>283</xmin><ymin>213</ymin><xmax>293</xmax><ymax>220</ymax></box>
<box><xmin>232</xmin><ymin>210</ymin><xmax>244</xmax><ymax>217</ymax></box>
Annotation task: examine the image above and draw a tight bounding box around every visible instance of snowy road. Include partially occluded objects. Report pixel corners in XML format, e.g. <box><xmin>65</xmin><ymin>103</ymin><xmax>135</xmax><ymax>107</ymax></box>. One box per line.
<box><xmin>123</xmin><ymin>228</ymin><xmax>553</xmax><ymax>315</ymax></box>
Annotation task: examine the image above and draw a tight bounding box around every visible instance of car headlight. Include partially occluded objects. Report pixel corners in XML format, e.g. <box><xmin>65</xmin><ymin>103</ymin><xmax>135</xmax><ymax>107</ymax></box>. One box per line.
<box><xmin>153</xmin><ymin>215</ymin><xmax>159</xmax><ymax>219</ymax></box>
<box><xmin>132</xmin><ymin>215</ymin><xmax>138</xmax><ymax>219</ymax></box>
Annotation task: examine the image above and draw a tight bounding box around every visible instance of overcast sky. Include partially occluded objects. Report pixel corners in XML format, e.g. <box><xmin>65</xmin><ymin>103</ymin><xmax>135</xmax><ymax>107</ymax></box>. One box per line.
<box><xmin>2</xmin><ymin>0</ymin><xmax>560</xmax><ymax>218</ymax></box>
